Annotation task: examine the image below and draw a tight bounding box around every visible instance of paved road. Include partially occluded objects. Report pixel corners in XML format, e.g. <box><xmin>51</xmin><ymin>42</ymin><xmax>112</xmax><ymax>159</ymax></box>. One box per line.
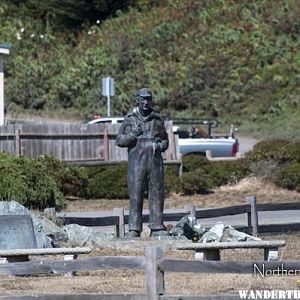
<box><xmin>58</xmin><ymin>209</ymin><xmax>300</xmax><ymax>234</ymax></box>
<box><xmin>237</xmin><ymin>136</ymin><xmax>260</xmax><ymax>155</ymax></box>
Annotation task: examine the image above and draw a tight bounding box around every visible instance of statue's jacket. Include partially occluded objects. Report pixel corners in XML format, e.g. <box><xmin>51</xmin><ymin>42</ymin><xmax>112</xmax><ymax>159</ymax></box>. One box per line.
<box><xmin>116</xmin><ymin>108</ymin><xmax>169</xmax><ymax>157</ymax></box>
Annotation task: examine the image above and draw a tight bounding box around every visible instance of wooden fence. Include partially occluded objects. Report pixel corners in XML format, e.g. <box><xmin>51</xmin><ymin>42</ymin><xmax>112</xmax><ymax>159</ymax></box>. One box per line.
<box><xmin>0</xmin><ymin>122</ymin><xmax>179</xmax><ymax>163</ymax></box>
<box><xmin>0</xmin><ymin>246</ymin><xmax>299</xmax><ymax>299</ymax></box>
<box><xmin>58</xmin><ymin>198</ymin><xmax>300</xmax><ymax>237</ymax></box>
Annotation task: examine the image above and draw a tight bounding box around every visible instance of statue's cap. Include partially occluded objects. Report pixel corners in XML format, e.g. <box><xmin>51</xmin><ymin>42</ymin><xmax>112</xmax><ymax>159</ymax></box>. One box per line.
<box><xmin>136</xmin><ymin>88</ymin><xmax>152</xmax><ymax>99</ymax></box>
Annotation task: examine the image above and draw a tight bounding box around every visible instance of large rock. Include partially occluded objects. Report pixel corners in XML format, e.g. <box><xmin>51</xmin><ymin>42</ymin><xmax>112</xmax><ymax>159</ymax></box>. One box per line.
<box><xmin>64</xmin><ymin>224</ymin><xmax>115</xmax><ymax>246</ymax></box>
<box><xmin>0</xmin><ymin>201</ymin><xmax>68</xmax><ymax>248</ymax></box>
<box><xmin>170</xmin><ymin>215</ymin><xmax>206</xmax><ymax>240</ymax></box>
<box><xmin>199</xmin><ymin>222</ymin><xmax>261</xmax><ymax>243</ymax></box>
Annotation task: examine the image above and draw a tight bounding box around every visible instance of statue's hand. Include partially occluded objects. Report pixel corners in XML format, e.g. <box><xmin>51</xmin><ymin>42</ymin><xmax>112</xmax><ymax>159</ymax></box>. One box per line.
<box><xmin>153</xmin><ymin>138</ymin><xmax>163</xmax><ymax>154</ymax></box>
<box><xmin>131</xmin><ymin>124</ymin><xmax>143</xmax><ymax>137</ymax></box>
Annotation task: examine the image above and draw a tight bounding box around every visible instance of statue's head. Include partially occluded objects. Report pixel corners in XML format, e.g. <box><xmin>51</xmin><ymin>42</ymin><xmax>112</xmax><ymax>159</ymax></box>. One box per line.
<box><xmin>135</xmin><ymin>88</ymin><xmax>152</xmax><ymax>115</ymax></box>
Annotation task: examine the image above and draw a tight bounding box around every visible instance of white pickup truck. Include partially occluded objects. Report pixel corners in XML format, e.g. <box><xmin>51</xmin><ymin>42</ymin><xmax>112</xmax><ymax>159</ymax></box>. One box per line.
<box><xmin>87</xmin><ymin>117</ymin><xmax>239</xmax><ymax>158</ymax></box>
<box><xmin>172</xmin><ymin>119</ymin><xmax>239</xmax><ymax>158</ymax></box>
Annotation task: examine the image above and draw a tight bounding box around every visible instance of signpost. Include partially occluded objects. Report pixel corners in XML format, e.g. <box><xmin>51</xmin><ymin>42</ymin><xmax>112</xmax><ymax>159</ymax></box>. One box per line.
<box><xmin>0</xmin><ymin>44</ymin><xmax>10</xmax><ymax>126</ymax></box>
<box><xmin>102</xmin><ymin>76</ymin><xmax>115</xmax><ymax>117</ymax></box>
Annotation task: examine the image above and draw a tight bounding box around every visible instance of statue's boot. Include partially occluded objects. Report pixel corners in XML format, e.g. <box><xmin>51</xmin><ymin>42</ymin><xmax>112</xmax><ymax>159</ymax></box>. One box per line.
<box><xmin>126</xmin><ymin>230</ymin><xmax>141</xmax><ymax>238</ymax></box>
<box><xmin>150</xmin><ymin>229</ymin><xmax>170</xmax><ymax>237</ymax></box>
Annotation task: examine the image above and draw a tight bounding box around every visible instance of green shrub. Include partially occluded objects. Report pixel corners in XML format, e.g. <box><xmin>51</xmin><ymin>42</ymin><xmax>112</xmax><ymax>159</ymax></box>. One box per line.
<box><xmin>36</xmin><ymin>156</ymin><xmax>89</xmax><ymax>197</ymax></box>
<box><xmin>275</xmin><ymin>162</ymin><xmax>300</xmax><ymax>192</ymax></box>
<box><xmin>177</xmin><ymin>155</ymin><xmax>250</xmax><ymax>195</ymax></box>
<box><xmin>245</xmin><ymin>139</ymin><xmax>300</xmax><ymax>183</ymax></box>
<box><xmin>182</xmin><ymin>155</ymin><xmax>210</xmax><ymax>173</ymax></box>
<box><xmin>246</xmin><ymin>140</ymin><xmax>300</xmax><ymax>163</ymax></box>
<box><xmin>178</xmin><ymin>168</ymin><xmax>211</xmax><ymax>195</ymax></box>
<box><xmin>85</xmin><ymin>163</ymin><xmax>128</xmax><ymax>199</ymax></box>
<box><xmin>0</xmin><ymin>153</ymin><xmax>65</xmax><ymax>210</ymax></box>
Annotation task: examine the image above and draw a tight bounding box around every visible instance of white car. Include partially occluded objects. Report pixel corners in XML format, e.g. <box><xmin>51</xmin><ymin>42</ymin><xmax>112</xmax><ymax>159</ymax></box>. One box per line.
<box><xmin>87</xmin><ymin>117</ymin><xmax>124</xmax><ymax>125</ymax></box>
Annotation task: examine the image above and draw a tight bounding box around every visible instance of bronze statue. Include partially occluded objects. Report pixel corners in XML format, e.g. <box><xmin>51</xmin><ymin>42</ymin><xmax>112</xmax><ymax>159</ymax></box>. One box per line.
<box><xmin>116</xmin><ymin>88</ymin><xmax>169</xmax><ymax>237</ymax></box>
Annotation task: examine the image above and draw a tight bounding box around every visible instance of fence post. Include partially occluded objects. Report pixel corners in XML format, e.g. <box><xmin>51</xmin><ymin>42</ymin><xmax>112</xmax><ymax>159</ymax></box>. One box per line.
<box><xmin>184</xmin><ymin>204</ymin><xmax>196</xmax><ymax>219</ymax></box>
<box><xmin>113</xmin><ymin>208</ymin><xmax>125</xmax><ymax>238</ymax></box>
<box><xmin>145</xmin><ymin>246</ymin><xmax>165</xmax><ymax>299</ymax></box>
<box><xmin>246</xmin><ymin>196</ymin><xmax>258</xmax><ymax>236</ymax></box>
<box><xmin>178</xmin><ymin>154</ymin><xmax>183</xmax><ymax>177</ymax></box>
<box><xmin>15</xmin><ymin>129</ymin><xmax>21</xmax><ymax>157</ymax></box>
<box><xmin>206</xmin><ymin>150</ymin><xmax>212</xmax><ymax>160</ymax></box>
<box><xmin>104</xmin><ymin>127</ymin><xmax>109</xmax><ymax>161</ymax></box>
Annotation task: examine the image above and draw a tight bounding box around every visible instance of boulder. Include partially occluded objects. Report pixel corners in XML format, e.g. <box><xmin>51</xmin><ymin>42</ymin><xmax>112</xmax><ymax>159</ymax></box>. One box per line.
<box><xmin>0</xmin><ymin>201</ymin><xmax>70</xmax><ymax>248</ymax></box>
<box><xmin>64</xmin><ymin>224</ymin><xmax>115</xmax><ymax>246</ymax></box>
<box><xmin>0</xmin><ymin>201</ymin><xmax>51</xmax><ymax>248</ymax></box>
<box><xmin>170</xmin><ymin>215</ymin><xmax>206</xmax><ymax>240</ymax></box>
<box><xmin>200</xmin><ymin>222</ymin><xmax>261</xmax><ymax>243</ymax></box>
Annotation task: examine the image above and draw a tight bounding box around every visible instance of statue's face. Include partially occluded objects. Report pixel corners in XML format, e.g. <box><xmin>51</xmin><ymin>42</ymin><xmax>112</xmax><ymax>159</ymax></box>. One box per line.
<box><xmin>138</xmin><ymin>96</ymin><xmax>152</xmax><ymax>114</ymax></box>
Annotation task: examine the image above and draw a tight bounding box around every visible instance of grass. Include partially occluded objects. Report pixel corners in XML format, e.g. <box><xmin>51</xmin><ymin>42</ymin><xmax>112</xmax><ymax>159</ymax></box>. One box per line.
<box><xmin>0</xmin><ymin>178</ymin><xmax>299</xmax><ymax>297</ymax></box>
<box><xmin>65</xmin><ymin>177</ymin><xmax>300</xmax><ymax>212</ymax></box>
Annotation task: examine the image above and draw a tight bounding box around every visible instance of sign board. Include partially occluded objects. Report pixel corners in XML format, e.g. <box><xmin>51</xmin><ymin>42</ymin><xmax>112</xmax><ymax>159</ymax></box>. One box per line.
<box><xmin>102</xmin><ymin>76</ymin><xmax>115</xmax><ymax>97</ymax></box>
<box><xmin>0</xmin><ymin>215</ymin><xmax>37</xmax><ymax>249</ymax></box>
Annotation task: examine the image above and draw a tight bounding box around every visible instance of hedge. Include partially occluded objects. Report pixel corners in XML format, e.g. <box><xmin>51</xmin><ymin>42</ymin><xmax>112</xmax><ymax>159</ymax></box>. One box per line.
<box><xmin>0</xmin><ymin>153</ymin><xmax>65</xmax><ymax>210</ymax></box>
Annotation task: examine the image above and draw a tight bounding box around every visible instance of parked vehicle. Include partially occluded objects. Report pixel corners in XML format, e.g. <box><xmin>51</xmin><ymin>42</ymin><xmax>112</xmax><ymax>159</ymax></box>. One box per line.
<box><xmin>87</xmin><ymin>117</ymin><xmax>239</xmax><ymax>158</ymax></box>
<box><xmin>172</xmin><ymin>118</ymin><xmax>239</xmax><ymax>157</ymax></box>
<box><xmin>87</xmin><ymin>116</ymin><xmax>124</xmax><ymax>125</ymax></box>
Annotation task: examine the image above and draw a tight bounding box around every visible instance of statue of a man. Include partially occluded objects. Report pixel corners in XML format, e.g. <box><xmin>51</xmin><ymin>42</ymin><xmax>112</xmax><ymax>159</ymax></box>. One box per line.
<box><xmin>116</xmin><ymin>88</ymin><xmax>169</xmax><ymax>237</ymax></box>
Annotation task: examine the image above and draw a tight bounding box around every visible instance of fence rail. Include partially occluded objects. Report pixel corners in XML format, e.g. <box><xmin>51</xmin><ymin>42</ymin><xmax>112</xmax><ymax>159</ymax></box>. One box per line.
<box><xmin>58</xmin><ymin>199</ymin><xmax>300</xmax><ymax>237</ymax></box>
<box><xmin>1</xmin><ymin>246</ymin><xmax>299</xmax><ymax>299</ymax></box>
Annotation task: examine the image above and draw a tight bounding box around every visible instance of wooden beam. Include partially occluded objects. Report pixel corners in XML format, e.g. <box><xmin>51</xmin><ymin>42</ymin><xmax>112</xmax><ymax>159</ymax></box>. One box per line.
<box><xmin>0</xmin><ymin>247</ymin><xmax>91</xmax><ymax>257</ymax></box>
<box><xmin>0</xmin><ymin>256</ymin><xmax>145</xmax><ymax>276</ymax></box>
<box><xmin>175</xmin><ymin>240</ymin><xmax>286</xmax><ymax>250</ymax></box>
<box><xmin>256</xmin><ymin>223</ymin><xmax>300</xmax><ymax>233</ymax></box>
<box><xmin>246</xmin><ymin>196</ymin><xmax>258</xmax><ymax>236</ymax></box>
<box><xmin>159</xmin><ymin>260</ymin><xmax>300</xmax><ymax>274</ymax></box>
<box><xmin>18</xmin><ymin>133</ymin><xmax>106</xmax><ymax>139</ymax></box>
<box><xmin>0</xmin><ymin>295</ymin><xmax>148</xmax><ymax>300</ymax></box>
<box><xmin>195</xmin><ymin>204</ymin><xmax>250</xmax><ymax>219</ymax></box>
<box><xmin>114</xmin><ymin>208</ymin><xmax>125</xmax><ymax>238</ymax></box>
<box><xmin>257</xmin><ymin>202</ymin><xmax>300</xmax><ymax>211</ymax></box>
<box><xmin>60</xmin><ymin>216</ymin><xmax>119</xmax><ymax>227</ymax></box>
<box><xmin>161</xmin><ymin>295</ymin><xmax>240</xmax><ymax>300</ymax></box>
<box><xmin>15</xmin><ymin>129</ymin><xmax>21</xmax><ymax>156</ymax></box>
<box><xmin>184</xmin><ymin>204</ymin><xmax>196</xmax><ymax>219</ymax></box>
<box><xmin>104</xmin><ymin>127</ymin><xmax>109</xmax><ymax>161</ymax></box>
<box><xmin>145</xmin><ymin>247</ymin><xmax>165</xmax><ymax>299</ymax></box>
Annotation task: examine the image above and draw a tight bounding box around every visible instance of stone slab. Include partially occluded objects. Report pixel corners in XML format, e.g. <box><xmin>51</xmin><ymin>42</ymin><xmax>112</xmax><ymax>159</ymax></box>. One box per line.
<box><xmin>93</xmin><ymin>237</ymin><xmax>193</xmax><ymax>251</ymax></box>
<box><xmin>0</xmin><ymin>215</ymin><xmax>37</xmax><ymax>250</ymax></box>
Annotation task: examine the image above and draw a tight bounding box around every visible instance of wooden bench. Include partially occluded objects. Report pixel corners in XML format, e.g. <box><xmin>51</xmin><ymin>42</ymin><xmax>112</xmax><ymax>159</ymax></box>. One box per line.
<box><xmin>0</xmin><ymin>247</ymin><xmax>92</xmax><ymax>263</ymax></box>
<box><xmin>176</xmin><ymin>240</ymin><xmax>286</xmax><ymax>261</ymax></box>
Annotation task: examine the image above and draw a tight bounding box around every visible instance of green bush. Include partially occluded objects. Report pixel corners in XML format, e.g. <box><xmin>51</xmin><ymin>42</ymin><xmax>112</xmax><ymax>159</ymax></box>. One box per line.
<box><xmin>36</xmin><ymin>156</ymin><xmax>89</xmax><ymax>197</ymax></box>
<box><xmin>85</xmin><ymin>163</ymin><xmax>128</xmax><ymax>199</ymax></box>
<box><xmin>177</xmin><ymin>155</ymin><xmax>250</xmax><ymax>195</ymax></box>
<box><xmin>246</xmin><ymin>140</ymin><xmax>300</xmax><ymax>163</ymax></box>
<box><xmin>178</xmin><ymin>168</ymin><xmax>211</xmax><ymax>195</ymax></box>
<box><xmin>0</xmin><ymin>153</ymin><xmax>65</xmax><ymax>210</ymax></box>
<box><xmin>245</xmin><ymin>140</ymin><xmax>300</xmax><ymax>184</ymax></box>
<box><xmin>2</xmin><ymin>0</ymin><xmax>300</xmax><ymax>140</ymax></box>
<box><xmin>275</xmin><ymin>162</ymin><xmax>300</xmax><ymax>192</ymax></box>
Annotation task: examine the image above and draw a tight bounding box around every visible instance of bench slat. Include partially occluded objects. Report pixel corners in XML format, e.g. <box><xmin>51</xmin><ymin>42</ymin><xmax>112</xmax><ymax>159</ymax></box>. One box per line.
<box><xmin>0</xmin><ymin>247</ymin><xmax>91</xmax><ymax>257</ymax></box>
<box><xmin>176</xmin><ymin>240</ymin><xmax>286</xmax><ymax>250</ymax></box>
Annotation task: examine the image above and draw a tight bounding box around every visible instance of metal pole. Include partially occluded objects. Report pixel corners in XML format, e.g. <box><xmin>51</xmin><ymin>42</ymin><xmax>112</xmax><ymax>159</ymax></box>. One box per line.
<box><xmin>106</xmin><ymin>77</ymin><xmax>110</xmax><ymax>117</ymax></box>
<box><xmin>0</xmin><ymin>57</ymin><xmax>4</xmax><ymax>125</ymax></box>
